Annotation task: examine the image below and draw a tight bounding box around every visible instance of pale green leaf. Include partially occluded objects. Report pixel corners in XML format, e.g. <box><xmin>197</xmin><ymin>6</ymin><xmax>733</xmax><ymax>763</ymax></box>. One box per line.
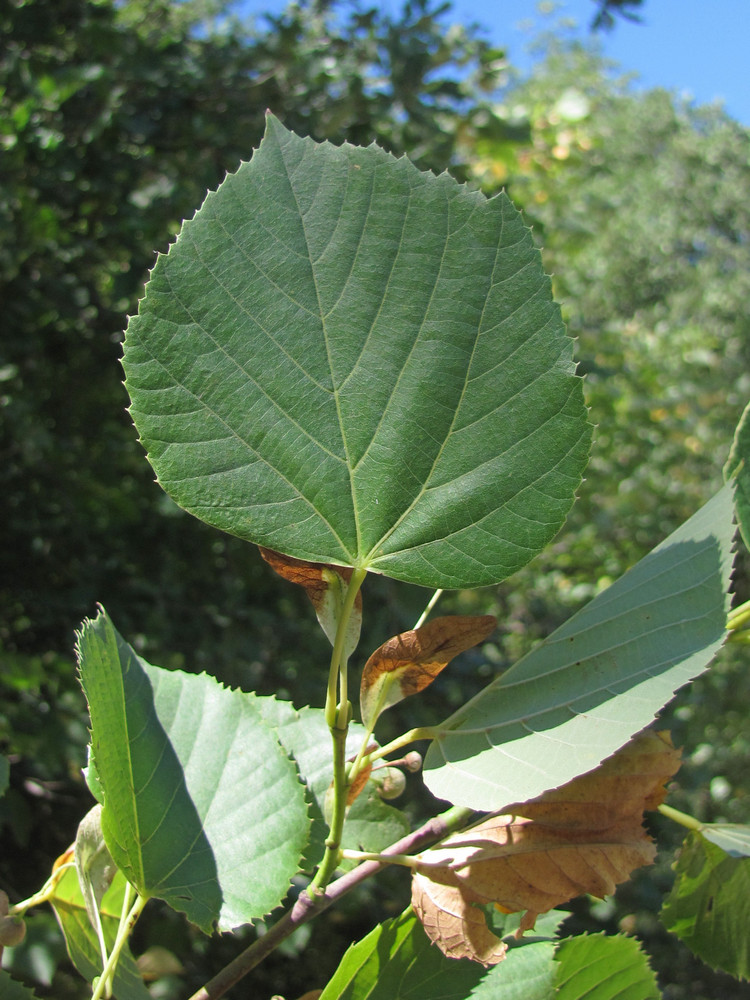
<box><xmin>49</xmin><ymin>867</ymin><xmax>150</xmax><ymax>1000</ymax></box>
<box><xmin>661</xmin><ymin>830</ymin><xmax>750</xmax><ymax>979</ymax></box>
<box><xmin>74</xmin><ymin>805</ymin><xmax>116</xmax><ymax>972</ymax></box>
<box><xmin>700</xmin><ymin>823</ymin><xmax>750</xmax><ymax>857</ymax></box>
<box><xmin>122</xmin><ymin>114</ymin><xmax>590</xmax><ymax>589</ymax></box>
<box><xmin>424</xmin><ymin>485</ymin><xmax>734</xmax><ymax>810</ymax></box>
<box><xmin>253</xmin><ymin>696</ymin><xmax>408</xmax><ymax>870</ymax></box>
<box><xmin>555</xmin><ymin>933</ymin><xmax>660</xmax><ymax>999</ymax></box>
<box><xmin>76</xmin><ymin>608</ymin><xmax>309</xmax><ymax>932</ymax></box>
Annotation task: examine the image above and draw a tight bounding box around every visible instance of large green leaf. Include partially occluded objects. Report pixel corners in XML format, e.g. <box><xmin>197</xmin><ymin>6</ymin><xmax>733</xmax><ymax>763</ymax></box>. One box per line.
<box><xmin>554</xmin><ymin>933</ymin><xmax>661</xmax><ymax>1000</ymax></box>
<box><xmin>424</xmin><ymin>485</ymin><xmax>734</xmax><ymax>809</ymax></box>
<box><xmin>122</xmin><ymin>114</ymin><xmax>590</xmax><ymax>589</ymax></box>
<box><xmin>48</xmin><ymin>867</ymin><xmax>150</xmax><ymax>1000</ymax></box>
<box><xmin>76</xmin><ymin>608</ymin><xmax>309</xmax><ymax>932</ymax></box>
<box><xmin>661</xmin><ymin>830</ymin><xmax>750</xmax><ymax>979</ymax></box>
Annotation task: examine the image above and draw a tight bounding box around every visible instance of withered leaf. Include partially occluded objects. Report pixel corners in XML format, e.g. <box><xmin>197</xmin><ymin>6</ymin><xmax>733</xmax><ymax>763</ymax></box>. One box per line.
<box><xmin>412</xmin><ymin>730</ymin><xmax>681</xmax><ymax>965</ymax></box>
<box><xmin>359</xmin><ymin>615</ymin><xmax>496</xmax><ymax>729</ymax></box>
<box><xmin>259</xmin><ymin>548</ymin><xmax>362</xmax><ymax>659</ymax></box>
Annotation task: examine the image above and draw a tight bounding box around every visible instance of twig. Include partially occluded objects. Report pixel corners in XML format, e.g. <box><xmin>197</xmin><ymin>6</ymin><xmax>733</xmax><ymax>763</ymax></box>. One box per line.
<box><xmin>186</xmin><ymin>804</ymin><xmax>474</xmax><ymax>1000</ymax></box>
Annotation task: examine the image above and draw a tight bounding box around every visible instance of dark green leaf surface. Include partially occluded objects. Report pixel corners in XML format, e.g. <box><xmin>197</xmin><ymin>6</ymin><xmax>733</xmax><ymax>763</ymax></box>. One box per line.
<box><xmin>555</xmin><ymin>933</ymin><xmax>660</xmax><ymax>1000</ymax></box>
<box><xmin>661</xmin><ymin>830</ymin><xmax>750</xmax><ymax>979</ymax></box>
<box><xmin>76</xmin><ymin>609</ymin><xmax>309</xmax><ymax>932</ymax></box>
<box><xmin>122</xmin><ymin>115</ymin><xmax>590</xmax><ymax>589</ymax></box>
<box><xmin>0</xmin><ymin>970</ymin><xmax>41</xmax><ymax>1000</ymax></box>
<box><xmin>49</xmin><ymin>867</ymin><xmax>149</xmax><ymax>1000</ymax></box>
<box><xmin>724</xmin><ymin>399</ymin><xmax>750</xmax><ymax>549</ymax></box>
<box><xmin>0</xmin><ymin>755</ymin><xmax>8</xmax><ymax>798</ymax></box>
<box><xmin>424</xmin><ymin>485</ymin><xmax>734</xmax><ymax>809</ymax></box>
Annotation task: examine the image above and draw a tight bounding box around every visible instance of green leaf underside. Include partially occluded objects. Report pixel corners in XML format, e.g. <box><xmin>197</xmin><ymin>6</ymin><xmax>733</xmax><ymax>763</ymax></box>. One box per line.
<box><xmin>555</xmin><ymin>933</ymin><xmax>660</xmax><ymax>1000</ymax></box>
<box><xmin>424</xmin><ymin>484</ymin><xmax>734</xmax><ymax>809</ymax></box>
<box><xmin>122</xmin><ymin>114</ymin><xmax>590</xmax><ymax>589</ymax></box>
<box><xmin>0</xmin><ymin>971</ymin><xmax>42</xmax><ymax>1000</ymax></box>
<box><xmin>318</xmin><ymin>908</ymin><xmax>557</xmax><ymax>1000</ymax></box>
<box><xmin>724</xmin><ymin>399</ymin><xmax>750</xmax><ymax>549</ymax></box>
<box><xmin>49</xmin><ymin>867</ymin><xmax>150</xmax><ymax>1000</ymax></box>
<box><xmin>76</xmin><ymin>609</ymin><xmax>309</xmax><ymax>932</ymax></box>
<box><xmin>661</xmin><ymin>831</ymin><xmax>750</xmax><ymax>979</ymax></box>
<box><xmin>700</xmin><ymin>823</ymin><xmax>750</xmax><ymax>857</ymax></box>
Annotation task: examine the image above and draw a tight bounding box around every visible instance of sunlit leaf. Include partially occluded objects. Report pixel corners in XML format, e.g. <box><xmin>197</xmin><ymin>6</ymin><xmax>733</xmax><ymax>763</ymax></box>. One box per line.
<box><xmin>74</xmin><ymin>805</ymin><xmax>116</xmax><ymax>971</ymax></box>
<box><xmin>661</xmin><ymin>830</ymin><xmax>750</xmax><ymax>979</ymax></box>
<box><xmin>724</xmin><ymin>398</ymin><xmax>750</xmax><ymax>549</ymax></box>
<box><xmin>360</xmin><ymin>615</ymin><xmax>496</xmax><ymax>729</ymax></box>
<box><xmin>413</xmin><ymin>731</ymin><xmax>680</xmax><ymax>963</ymax></box>
<box><xmin>122</xmin><ymin>114</ymin><xmax>590</xmax><ymax>589</ymax></box>
<box><xmin>76</xmin><ymin>608</ymin><xmax>309</xmax><ymax>932</ymax></box>
<box><xmin>48</xmin><ymin>866</ymin><xmax>150</xmax><ymax>1000</ymax></box>
<box><xmin>554</xmin><ymin>932</ymin><xmax>660</xmax><ymax>1000</ymax></box>
<box><xmin>424</xmin><ymin>485</ymin><xmax>734</xmax><ymax>810</ymax></box>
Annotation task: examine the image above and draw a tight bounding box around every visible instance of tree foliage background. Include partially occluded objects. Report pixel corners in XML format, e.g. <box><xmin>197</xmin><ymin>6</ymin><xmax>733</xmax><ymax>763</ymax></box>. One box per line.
<box><xmin>1</xmin><ymin>1</ymin><xmax>748</xmax><ymax>997</ymax></box>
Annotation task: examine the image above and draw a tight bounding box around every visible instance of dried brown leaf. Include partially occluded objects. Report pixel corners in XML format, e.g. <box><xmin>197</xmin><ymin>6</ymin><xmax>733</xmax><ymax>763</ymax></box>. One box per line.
<box><xmin>359</xmin><ymin>615</ymin><xmax>496</xmax><ymax>728</ymax></box>
<box><xmin>412</xmin><ymin>730</ymin><xmax>681</xmax><ymax>964</ymax></box>
<box><xmin>259</xmin><ymin>548</ymin><xmax>362</xmax><ymax>658</ymax></box>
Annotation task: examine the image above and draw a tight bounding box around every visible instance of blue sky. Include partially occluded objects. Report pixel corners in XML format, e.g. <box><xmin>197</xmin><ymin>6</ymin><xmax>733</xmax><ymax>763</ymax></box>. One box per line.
<box><xmin>239</xmin><ymin>0</ymin><xmax>750</xmax><ymax>125</ymax></box>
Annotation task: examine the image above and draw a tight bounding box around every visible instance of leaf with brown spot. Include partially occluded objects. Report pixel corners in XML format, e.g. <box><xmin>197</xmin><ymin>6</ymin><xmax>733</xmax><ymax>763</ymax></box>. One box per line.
<box><xmin>411</xmin><ymin>730</ymin><xmax>681</xmax><ymax>964</ymax></box>
<box><xmin>259</xmin><ymin>548</ymin><xmax>362</xmax><ymax>659</ymax></box>
<box><xmin>359</xmin><ymin>615</ymin><xmax>496</xmax><ymax>729</ymax></box>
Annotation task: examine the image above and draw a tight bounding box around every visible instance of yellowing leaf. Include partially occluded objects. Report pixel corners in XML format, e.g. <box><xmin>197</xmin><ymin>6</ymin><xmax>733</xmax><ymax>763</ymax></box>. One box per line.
<box><xmin>412</xmin><ymin>730</ymin><xmax>681</xmax><ymax>964</ymax></box>
<box><xmin>359</xmin><ymin>615</ymin><xmax>496</xmax><ymax>729</ymax></box>
<box><xmin>259</xmin><ymin>548</ymin><xmax>362</xmax><ymax>659</ymax></box>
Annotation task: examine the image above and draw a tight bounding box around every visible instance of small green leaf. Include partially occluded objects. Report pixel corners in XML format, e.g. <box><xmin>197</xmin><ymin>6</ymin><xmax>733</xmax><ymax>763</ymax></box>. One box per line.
<box><xmin>74</xmin><ymin>805</ymin><xmax>116</xmax><ymax>972</ymax></box>
<box><xmin>424</xmin><ymin>485</ymin><xmax>734</xmax><ymax>810</ymax></box>
<box><xmin>0</xmin><ymin>970</ymin><xmax>42</xmax><ymax>1000</ymax></box>
<box><xmin>318</xmin><ymin>908</ymin><xmax>487</xmax><ymax>999</ymax></box>
<box><xmin>340</xmin><ymin>786</ymin><xmax>410</xmax><ymax>862</ymax></box>
<box><xmin>555</xmin><ymin>933</ymin><xmax>661</xmax><ymax>1000</ymax></box>
<box><xmin>661</xmin><ymin>830</ymin><xmax>750</xmax><ymax>979</ymax></box>
<box><xmin>122</xmin><ymin>114</ymin><xmax>590</xmax><ymax>589</ymax></box>
<box><xmin>48</xmin><ymin>867</ymin><xmax>150</xmax><ymax>1000</ymax></box>
<box><xmin>76</xmin><ymin>608</ymin><xmax>309</xmax><ymax>932</ymax></box>
<box><xmin>724</xmin><ymin>399</ymin><xmax>750</xmax><ymax>549</ymax></box>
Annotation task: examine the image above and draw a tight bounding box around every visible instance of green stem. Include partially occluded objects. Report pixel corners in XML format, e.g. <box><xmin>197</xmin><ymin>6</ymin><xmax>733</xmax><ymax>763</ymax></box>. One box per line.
<box><xmin>314</xmin><ymin>567</ymin><xmax>367</xmax><ymax>894</ymax></box>
<box><xmin>658</xmin><ymin>803</ymin><xmax>704</xmax><ymax>832</ymax></box>
<box><xmin>188</xmin><ymin>805</ymin><xmax>475</xmax><ymax>1000</ymax></box>
<box><xmin>414</xmin><ymin>588</ymin><xmax>443</xmax><ymax>630</ymax></box>
<box><xmin>90</xmin><ymin>888</ymin><xmax>146</xmax><ymax>1000</ymax></box>
<box><xmin>727</xmin><ymin>598</ymin><xmax>750</xmax><ymax>631</ymax></box>
<box><xmin>364</xmin><ymin>726</ymin><xmax>438</xmax><ymax>765</ymax></box>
